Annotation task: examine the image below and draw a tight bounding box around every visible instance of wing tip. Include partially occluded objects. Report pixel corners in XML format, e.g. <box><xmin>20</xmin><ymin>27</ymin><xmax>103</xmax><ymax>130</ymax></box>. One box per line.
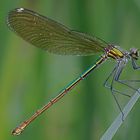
<box><xmin>16</xmin><ymin>7</ymin><xmax>25</xmax><ymax>13</ymax></box>
<box><xmin>9</xmin><ymin>7</ymin><xmax>26</xmax><ymax>13</ymax></box>
<box><xmin>6</xmin><ymin>7</ymin><xmax>28</xmax><ymax>31</ymax></box>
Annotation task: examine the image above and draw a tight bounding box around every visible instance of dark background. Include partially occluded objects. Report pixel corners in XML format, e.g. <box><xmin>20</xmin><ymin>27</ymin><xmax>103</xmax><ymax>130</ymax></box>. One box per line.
<box><xmin>1</xmin><ymin>0</ymin><xmax>140</xmax><ymax>139</ymax></box>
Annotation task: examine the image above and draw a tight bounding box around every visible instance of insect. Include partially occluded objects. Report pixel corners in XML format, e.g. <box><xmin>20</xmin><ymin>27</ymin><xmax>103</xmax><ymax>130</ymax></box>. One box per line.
<box><xmin>7</xmin><ymin>8</ymin><xmax>140</xmax><ymax>136</ymax></box>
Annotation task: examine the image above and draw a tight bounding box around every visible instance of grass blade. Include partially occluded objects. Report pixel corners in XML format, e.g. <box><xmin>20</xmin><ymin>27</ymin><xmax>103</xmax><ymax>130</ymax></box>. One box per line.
<box><xmin>100</xmin><ymin>89</ymin><xmax>140</xmax><ymax>140</ymax></box>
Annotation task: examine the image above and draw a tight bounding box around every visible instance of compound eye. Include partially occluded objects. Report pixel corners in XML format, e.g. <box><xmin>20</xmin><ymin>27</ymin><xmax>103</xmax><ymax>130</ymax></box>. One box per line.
<box><xmin>136</xmin><ymin>50</ymin><xmax>139</xmax><ymax>57</ymax></box>
<box><xmin>134</xmin><ymin>49</ymin><xmax>139</xmax><ymax>58</ymax></box>
<box><xmin>130</xmin><ymin>48</ymin><xmax>139</xmax><ymax>60</ymax></box>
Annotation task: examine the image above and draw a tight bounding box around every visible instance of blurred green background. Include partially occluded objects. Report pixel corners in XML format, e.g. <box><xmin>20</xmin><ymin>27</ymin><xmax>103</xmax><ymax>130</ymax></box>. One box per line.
<box><xmin>1</xmin><ymin>0</ymin><xmax>140</xmax><ymax>140</ymax></box>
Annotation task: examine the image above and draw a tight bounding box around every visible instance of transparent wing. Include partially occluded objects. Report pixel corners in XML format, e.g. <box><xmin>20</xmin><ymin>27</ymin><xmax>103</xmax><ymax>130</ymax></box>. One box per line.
<box><xmin>7</xmin><ymin>8</ymin><xmax>108</xmax><ymax>56</ymax></box>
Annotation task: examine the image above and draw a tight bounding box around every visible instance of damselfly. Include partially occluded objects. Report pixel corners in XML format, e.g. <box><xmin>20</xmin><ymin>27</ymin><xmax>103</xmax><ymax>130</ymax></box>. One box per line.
<box><xmin>7</xmin><ymin>8</ymin><xmax>140</xmax><ymax>136</ymax></box>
